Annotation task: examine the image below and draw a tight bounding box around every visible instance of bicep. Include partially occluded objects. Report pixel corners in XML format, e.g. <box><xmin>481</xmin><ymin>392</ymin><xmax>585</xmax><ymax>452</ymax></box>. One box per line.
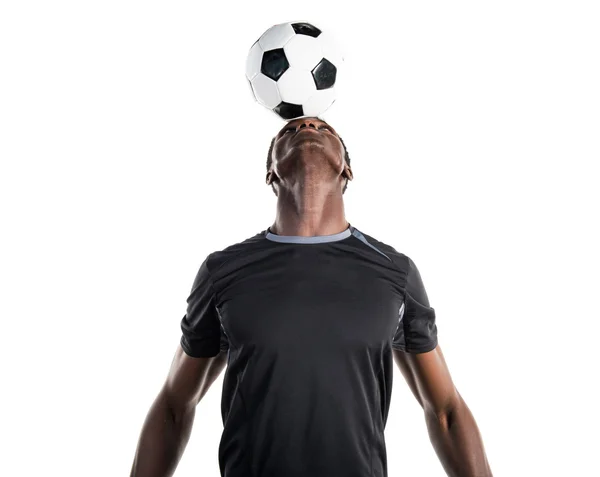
<box><xmin>162</xmin><ymin>344</ymin><xmax>227</xmax><ymax>414</ymax></box>
<box><xmin>393</xmin><ymin>344</ymin><xmax>459</xmax><ymax>416</ymax></box>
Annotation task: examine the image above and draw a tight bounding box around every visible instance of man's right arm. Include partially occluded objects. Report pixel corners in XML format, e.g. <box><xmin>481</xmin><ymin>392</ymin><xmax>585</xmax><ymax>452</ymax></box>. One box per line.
<box><xmin>130</xmin><ymin>344</ymin><xmax>227</xmax><ymax>477</ymax></box>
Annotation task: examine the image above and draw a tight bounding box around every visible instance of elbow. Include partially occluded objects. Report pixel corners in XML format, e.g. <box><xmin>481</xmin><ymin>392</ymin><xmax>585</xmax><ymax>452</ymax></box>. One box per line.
<box><xmin>158</xmin><ymin>389</ymin><xmax>192</xmax><ymax>426</ymax></box>
<box><xmin>426</xmin><ymin>392</ymin><xmax>464</xmax><ymax>429</ymax></box>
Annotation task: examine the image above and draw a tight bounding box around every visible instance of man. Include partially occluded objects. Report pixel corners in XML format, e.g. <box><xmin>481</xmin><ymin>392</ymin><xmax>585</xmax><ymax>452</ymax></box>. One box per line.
<box><xmin>130</xmin><ymin>117</ymin><xmax>493</xmax><ymax>477</ymax></box>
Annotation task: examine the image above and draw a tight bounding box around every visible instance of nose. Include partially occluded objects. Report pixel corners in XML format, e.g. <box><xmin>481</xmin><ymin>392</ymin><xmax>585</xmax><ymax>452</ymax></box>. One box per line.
<box><xmin>297</xmin><ymin>118</ymin><xmax>319</xmax><ymax>131</ymax></box>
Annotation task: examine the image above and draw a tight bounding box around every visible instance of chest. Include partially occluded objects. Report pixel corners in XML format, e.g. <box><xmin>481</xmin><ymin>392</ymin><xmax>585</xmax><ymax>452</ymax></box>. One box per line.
<box><xmin>215</xmin><ymin>251</ymin><xmax>405</xmax><ymax>352</ymax></box>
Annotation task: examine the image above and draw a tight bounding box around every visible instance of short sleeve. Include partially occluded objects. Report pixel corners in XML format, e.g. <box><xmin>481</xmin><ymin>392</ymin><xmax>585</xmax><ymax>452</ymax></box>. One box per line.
<box><xmin>180</xmin><ymin>256</ymin><xmax>227</xmax><ymax>358</ymax></box>
<box><xmin>392</xmin><ymin>256</ymin><xmax>438</xmax><ymax>353</ymax></box>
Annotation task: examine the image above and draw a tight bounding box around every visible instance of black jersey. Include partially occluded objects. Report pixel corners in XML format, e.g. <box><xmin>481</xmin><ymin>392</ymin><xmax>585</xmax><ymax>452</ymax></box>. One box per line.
<box><xmin>180</xmin><ymin>224</ymin><xmax>438</xmax><ymax>477</ymax></box>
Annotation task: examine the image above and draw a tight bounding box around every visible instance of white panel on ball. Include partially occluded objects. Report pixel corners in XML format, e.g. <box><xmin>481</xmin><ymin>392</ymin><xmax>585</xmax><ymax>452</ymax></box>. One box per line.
<box><xmin>245</xmin><ymin>41</ymin><xmax>263</xmax><ymax>80</ymax></box>
<box><xmin>277</xmin><ymin>67</ymin><xmax>316</xmax><ymax>105</ymax></box>
<box><xmin>302</xmin><ymin>88</ymin><xmax>337</xmax><ymax>117</ymax></box>
<box><xmin>317</xmin><ymin>31</ymin><xmax>344</xmax><ymax>67</ymax></box>
<box><xmin>283</xmin><ymin>35</ymin><xmax>324</xmax><ymax>71</ymax></box>
<box><xmin>258</xmin><ymin>23</ymin><xmax>296</xmax><ymax>52</ymax></box>
<box><xmin>250</xmin><ymin>75</ymin><xmax>282</xmax><ymax>109</ymax></box>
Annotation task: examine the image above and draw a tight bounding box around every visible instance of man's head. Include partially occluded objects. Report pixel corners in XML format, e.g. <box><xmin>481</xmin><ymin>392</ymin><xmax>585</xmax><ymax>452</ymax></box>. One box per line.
<box><xmin>265</xmin><ymin>117</ymin><xmax>353</xmax><ymax>197</ymax></box>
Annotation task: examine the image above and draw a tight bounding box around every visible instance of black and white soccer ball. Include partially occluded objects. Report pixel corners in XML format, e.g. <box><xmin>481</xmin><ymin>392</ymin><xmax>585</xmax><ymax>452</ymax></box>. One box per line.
<box><xmin>245</xmin><ymin>21</ymin><xmax>344</xmax><ymax>121</ymax></box>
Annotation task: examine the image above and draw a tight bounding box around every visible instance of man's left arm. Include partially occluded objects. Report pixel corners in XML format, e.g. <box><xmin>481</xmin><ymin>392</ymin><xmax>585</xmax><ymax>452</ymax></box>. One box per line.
<box><xmin>393</xmin><ymin>345</ymin><xmax>493</xmax><ymax>477</ymax></box>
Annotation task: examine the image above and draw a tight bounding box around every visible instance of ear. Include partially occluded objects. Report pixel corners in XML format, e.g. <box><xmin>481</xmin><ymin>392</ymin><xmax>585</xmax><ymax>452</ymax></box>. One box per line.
<box><xmin>343</xmin><ymin>164</ymin><xmax>354</xmax><ymax>182</ymax></box>
<box><xmin>266</xmin><ymin>170</ymin><xmax>275</xmax><ymax>185</ymax></box>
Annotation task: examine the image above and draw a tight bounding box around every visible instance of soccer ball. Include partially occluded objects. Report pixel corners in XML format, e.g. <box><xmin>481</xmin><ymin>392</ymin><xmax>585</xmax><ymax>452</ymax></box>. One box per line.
<box><xmin>245</xmin><ymin>21</ymin><xmax>344</xmax><ymax>120</ymax></box>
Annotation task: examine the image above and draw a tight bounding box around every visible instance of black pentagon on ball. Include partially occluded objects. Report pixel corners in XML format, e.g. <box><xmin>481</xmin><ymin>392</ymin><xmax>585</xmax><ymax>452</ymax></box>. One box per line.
<box><xmin>273</xmin><ymin>102</ymin><xmax>304</xmax><ymax>120</ymax></box>
<box><xmin>291</xmin><ymin>22</ymin><xmax>322</xmax><ymax>38</ymax></box>
<box><xmin>261</xmin><ymin>48</ymin><xmax>289</xmax><ymax>81</ymax></box>
<box><xmin>311</xmin><ymin>58</ymin><xmax>337</xmax><ymax>90</ymax></box>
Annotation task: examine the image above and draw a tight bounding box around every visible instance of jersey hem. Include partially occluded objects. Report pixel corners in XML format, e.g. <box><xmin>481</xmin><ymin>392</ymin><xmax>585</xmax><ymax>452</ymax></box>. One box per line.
<box><xmin>180</xmin><ymin>336</ymin><xmax>221</xmax><ymax>358</ymax></box>
<box><xmin>391</xmin><ymin>338</ymin><xmax>438</xmax><ymax>354</ymax></box>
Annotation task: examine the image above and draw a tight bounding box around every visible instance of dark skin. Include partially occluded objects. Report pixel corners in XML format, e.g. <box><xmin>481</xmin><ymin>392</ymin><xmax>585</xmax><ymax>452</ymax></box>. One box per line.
<box><xmin>130</xmin><ymin>117</ymin><xmax>493</xmax><ymax>477</ymax></box>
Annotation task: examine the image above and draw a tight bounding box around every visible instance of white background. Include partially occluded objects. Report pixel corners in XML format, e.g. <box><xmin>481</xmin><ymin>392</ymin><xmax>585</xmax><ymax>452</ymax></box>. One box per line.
<box><xmin>1</xmin><ymin>1</ymin><xmax>598</xmax><ymax>476</ymax></box>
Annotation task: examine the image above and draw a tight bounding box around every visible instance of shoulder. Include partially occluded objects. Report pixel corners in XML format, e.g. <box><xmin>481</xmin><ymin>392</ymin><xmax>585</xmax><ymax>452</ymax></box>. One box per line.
<box><xmin>351</xmin><ymin>226</ymin><xmax>413</xmax><ymax>273</ymax></box>
<box><xmin>204</xmin><ymin>228</ymin><xmax>268</xmax><ymax>276</ymax></box>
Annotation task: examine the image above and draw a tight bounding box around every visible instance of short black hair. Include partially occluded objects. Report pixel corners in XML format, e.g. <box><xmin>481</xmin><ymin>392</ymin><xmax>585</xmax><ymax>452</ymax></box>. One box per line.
<box><xmin>266</xmin><ymin>133</ymin><xmax>351</xmax><ymax>196</ymax></box>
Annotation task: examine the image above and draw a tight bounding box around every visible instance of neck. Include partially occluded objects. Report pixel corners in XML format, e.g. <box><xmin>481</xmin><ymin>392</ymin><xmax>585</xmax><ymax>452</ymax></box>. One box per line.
<box><xmin>270</xmin><ymin>180</ymin><xmax>348</xmax><ymax>237</ymax></box>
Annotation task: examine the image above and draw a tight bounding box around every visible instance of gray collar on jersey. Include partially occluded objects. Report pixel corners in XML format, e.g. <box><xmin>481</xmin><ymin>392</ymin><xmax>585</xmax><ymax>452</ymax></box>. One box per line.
<box><xmin>265</xmin><ymin>224</ymin><xmax>354</xmax><ymax>243</ymax></box>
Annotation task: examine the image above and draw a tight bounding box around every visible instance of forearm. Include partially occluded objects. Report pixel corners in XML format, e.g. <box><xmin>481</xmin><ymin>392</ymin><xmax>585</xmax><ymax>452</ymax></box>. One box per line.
<box><xmin>130</xmin><ymin>392</ymin><xmax>195</xmax><ymax>477</ymax></box>
<box><xmin>425</xmin><ymin>397</ymin><xmax>493</xmax><ymax>477</ymax></box>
